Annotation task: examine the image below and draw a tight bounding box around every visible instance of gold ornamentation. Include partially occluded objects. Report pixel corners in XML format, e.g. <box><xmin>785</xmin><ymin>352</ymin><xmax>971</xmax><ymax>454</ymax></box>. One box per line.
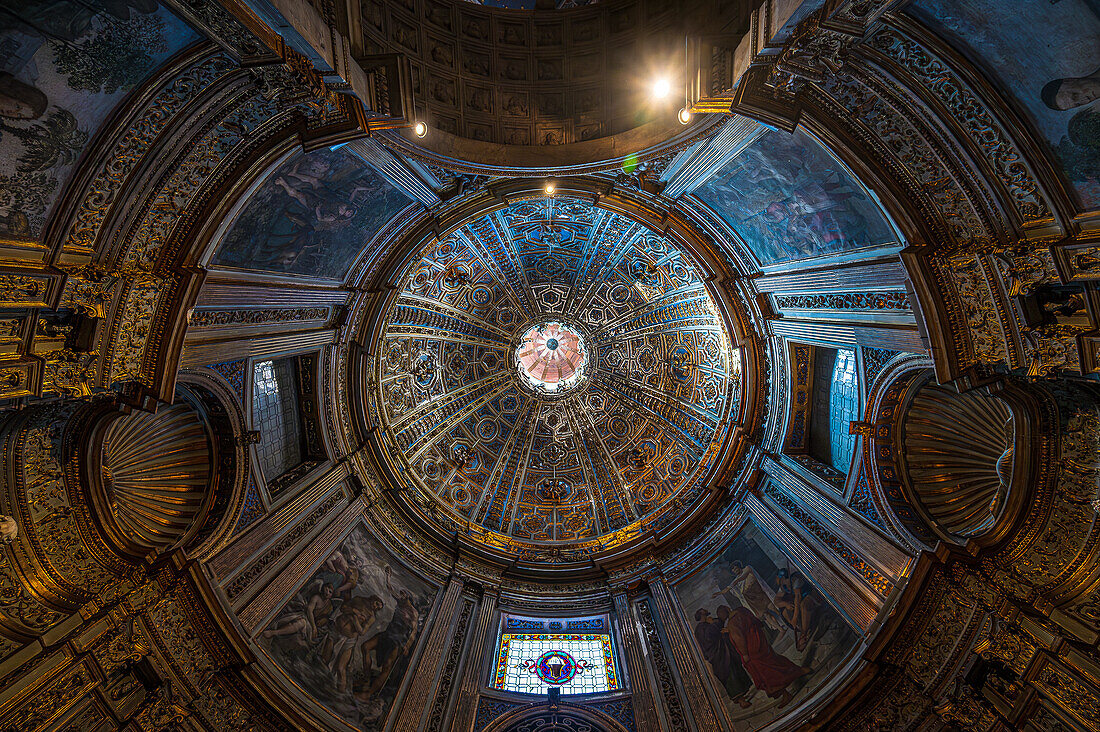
<box><xmin>108</xmin><ymin>276</ymin><xmax>164</xmax><ymax>386</ymax></box>
<box><xmin>42</xmin><ymin>349</ymin><xmax>98</xmax><ymax>397</ymax></box>
<box><xmin>0</xmin><ymin>274</ymin><xmax>49</xmax><ymax>307</ymax></box>
<box><xmin>940</xmin><ymin>253</ymin><xmax>1007</xmax><ymax>364</ymax></box>
<box><xmin>0</xmin><ymin>514</ymin><xmax>16</xmax><ymax>543</ymax></box>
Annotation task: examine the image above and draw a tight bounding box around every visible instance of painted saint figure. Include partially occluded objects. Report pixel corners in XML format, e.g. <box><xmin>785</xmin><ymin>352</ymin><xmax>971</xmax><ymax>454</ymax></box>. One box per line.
<box><xmin>713</xmin><ymin>560</ymin><xmax>786</xmax><ymax>633</ymax></box>
<box><xmin>694</xmin><ymin>608</ymin><xmax>752</xmax><ymax>708</ymax></box>
<box><xmin>718</xmin><ymin>604</ymin><xmax>811</xmax><ymax>708</ymax></box>
<box><xmin>262</xmin><ymin>580</ymin><xmax>336</xmax><ymax>646</ymax></box>
<box><xmin>357</xmin><ymin>566</ymin><xmax>422</xmax><ymax>700</ymax></box>
<box><xmin>327</xmin><ymin>594</ymin><xmax>384</xmax><ymax>694</ymax></box>
<box><xmin>773</xmin><ymin>568</ymin><xmax>819</xmax><ymax>651</ymax></box>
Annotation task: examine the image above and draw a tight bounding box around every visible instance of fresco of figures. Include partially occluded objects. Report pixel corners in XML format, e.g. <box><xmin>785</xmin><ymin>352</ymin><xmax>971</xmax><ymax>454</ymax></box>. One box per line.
<box><xmin>907</xmin><ymin>0</ymin><xmax>1100</xmax><ymax>209</ymax></box>
<box><xmin>694</xmin><ymin>127</ymin><xmax>897</xmax><ymax>266</ymax></box>
<box><xmin>674</xmin><ymin>519</ymin><xmax>858</xmax><ymax>728</ymax></box>
<box><xmin>259</xmin><ymin>524</ymin><xmax>438</xmax><ymax>731</ymax></box>
<box><xmin>212</xmin><ymin>147</ymin><xmax>414</xmax><ymax>279</ymax></box>
<box><xmin>0</xmin><ymin>0</ymin><xmax>198</xmax><ymax>238</ymax></box>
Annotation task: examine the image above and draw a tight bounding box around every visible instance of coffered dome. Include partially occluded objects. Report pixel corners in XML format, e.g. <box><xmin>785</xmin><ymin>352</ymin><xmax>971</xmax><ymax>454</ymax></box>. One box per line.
<box><xmin>366</xmin><ymin>196</ymin><xmax>743</xmax><ymax>559</ymax></box>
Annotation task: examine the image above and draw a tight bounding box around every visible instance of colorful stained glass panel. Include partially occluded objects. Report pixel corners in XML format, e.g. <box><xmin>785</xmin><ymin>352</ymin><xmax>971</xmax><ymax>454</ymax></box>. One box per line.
<box><xmin>492</xmin><ymin>634</ymin><xmax>619</xmax><ymax>695</ymax></box>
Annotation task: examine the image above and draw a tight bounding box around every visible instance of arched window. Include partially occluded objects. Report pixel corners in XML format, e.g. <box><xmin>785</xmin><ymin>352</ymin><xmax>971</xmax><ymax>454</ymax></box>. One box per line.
<box><xmin>827</xmin><ymin>349</ymin><xmax>859</xmax><ymax>472</ymax></box>
<box><xmin>251</xmin><ymin>358</ymin><xmax>304</xmax><ymax>479</ymax></box>
<box><xmin>492</xmin><ymin>614</ymin><xmax>620</xmax><ymax>696</ymax></box>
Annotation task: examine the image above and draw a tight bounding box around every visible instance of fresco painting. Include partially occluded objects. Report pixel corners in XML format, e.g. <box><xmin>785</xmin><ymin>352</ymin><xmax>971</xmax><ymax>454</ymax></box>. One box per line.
<box><xmin>0</xmin><ymin>0</ymin><xmax>198</xmax><ymax>239</ymax></box>
<box><xmin>674</xmin><ymin>519</ymin><xmax>858</xmax><ymax>728</ymax></box>
<box><xmin>694</xmin><ymin>128</ymin><xmax>897</xmax><ymax>266</ymax></box>
<box><xmin>260</xmin><ymin>524</ymin><xmax>437</xmax><ymax>731</ymax></box>
<box><xmin>212</xmin><ymin>147</ymin><xmax>414</xmax><ymax>279</ymax></box>
<box><xmin>908</xmin><ymin>0</ymin><xmax>1100</xmax><ymax>209</ymax></box>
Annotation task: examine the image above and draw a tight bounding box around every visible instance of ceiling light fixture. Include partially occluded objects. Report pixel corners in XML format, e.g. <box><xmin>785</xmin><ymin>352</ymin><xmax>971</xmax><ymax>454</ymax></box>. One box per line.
<box><xmin>544</xmin><ymin>182</ymin><xmax>556</xmax><ymax>196</ymax></box>
<box><xmin>652</xmin><ymin>77</ymin><xmax>671</xmax><ymax>100</ymax></box>
<box><xmin>678</xmin><ymin>107</ymin><xmax>692</xmax><ymax>125</ymax></box>
<box><xmin>413</xmin><ymin>121</ymin><xmax>427</xmax><ymax>137</ymax></box>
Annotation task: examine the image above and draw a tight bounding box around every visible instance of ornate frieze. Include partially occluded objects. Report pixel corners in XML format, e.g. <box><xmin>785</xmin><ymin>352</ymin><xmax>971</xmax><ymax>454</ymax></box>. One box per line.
<box><xmin>764</xmin><ymin>483</ymin><xmax>893</xmax><ymax>595</ymax></box>
<box><xmin>935</xmin><ymin>252</ymin><xmax>1009</xmax><ymax>366</ymax></box>
<box><xmin>848</xmin><ymin>471</ymin><xmax>891</xmax><ymax>534</ymax></box>
<box><xmin>772</xmin><ymin>291</ymin><xmax>910</xmax><ymax>311</ymax></box>
<box><xmin>635</xmin><ymin>597</ymin><xmax>688</xmax><ymax>732</ymax></box>
<box><xmin>221</xmin><ymin>488</ymin><xmax>345</xmax><ymax>604</ymax></box>
<box><xmin>424</xmin><ymin>595</ymin><xmax>474</xmax><ymax>732</ymax></box>
<box><xmin>207</xmin><ymin>359</ymin><xmax>246</xmax><ymax>400</ymax></box>
<box><xmin>187</xmin><ymin>306</ymin><xmax>330</xmax><ymax>328</ymax></box>
<box><xmin>63</xmin><ymin>51</ymin><xmax>238</xmax><ymax>253</ymax></box>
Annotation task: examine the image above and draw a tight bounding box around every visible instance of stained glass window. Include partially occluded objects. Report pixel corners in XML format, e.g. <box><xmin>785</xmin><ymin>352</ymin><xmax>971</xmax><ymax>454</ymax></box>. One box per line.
<box><xmin>492</xmin><ymin>615</ymin><xmax>619</xmax><ymax>696</ymax></box>
<box><xmin>828</xmin><ymin>349</ymin><xmax>859</xmax><ymax>472</ymax></box>
<box><xmin>251</xmin><ymin>359</ymin><xmax>303</xmax><ymax>480</ymax></box>
<box><xmin>493</xmin><ymin>634</ymin><xmax>619</xmax><ymax>695</ymax></box>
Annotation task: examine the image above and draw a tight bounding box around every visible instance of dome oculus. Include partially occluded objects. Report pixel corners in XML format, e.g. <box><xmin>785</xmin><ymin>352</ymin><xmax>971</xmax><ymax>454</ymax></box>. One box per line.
<box><xmin>514</xmin><ymin>321</ymin><xmax>588</xmax><ymax>394</ymax></box>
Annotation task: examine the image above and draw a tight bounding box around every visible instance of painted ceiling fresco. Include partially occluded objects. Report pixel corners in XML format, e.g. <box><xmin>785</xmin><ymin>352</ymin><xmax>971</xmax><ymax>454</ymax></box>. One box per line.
<box><xmin>212</xmin><ymin>146</ymin><xmax>415</xmax><ymax>279</ymax></box>
<box><xmin>693</xmin><ymin>127</ymin><xmax>898</xmax><ymax>266</ymax></box>
<box><xmin>674</xmin><ymin>518</ymin><xmax>858</xmax><ymax>729</ymax></box>
<box><xmin>371</xmin><ymin>197</ymin><xmax>742</xmax><ymax>552</ymax></box>
<box><xmin>0</xmin><ymin>0</ymin><xmax>199</xmax><ymax>239</ymax></box>
<box><xmin>907</xmin><ymin>0</ymin><xmax>1100</xmax><ymax>209</ymax></box>
<box><xmin>260</xmin><ymin>523</ymin><xmax>438</xmax><ymax>731</ymax></box>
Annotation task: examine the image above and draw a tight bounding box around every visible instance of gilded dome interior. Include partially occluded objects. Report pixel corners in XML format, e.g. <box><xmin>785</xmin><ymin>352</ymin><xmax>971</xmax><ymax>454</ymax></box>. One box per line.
<box><xmin>371</xmin><ymin>196</ymin><xmax>741</xmax><ymax>550</ymax></box>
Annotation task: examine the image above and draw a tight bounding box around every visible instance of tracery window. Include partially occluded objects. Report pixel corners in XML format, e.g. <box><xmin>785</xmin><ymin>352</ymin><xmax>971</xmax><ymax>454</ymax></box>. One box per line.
<box><xmin>251</xmin><ymin>358</ymin><xmax>304</xmax><ymax>480</ymax></box>
<box><xmin>807</xmin><ymin>347</ymin><xmax>859</xmax><ymax>473</ymax></box>
<box><xmin>828</xmin><ymin>349</ymin><xmax>859</xmax><ymax>472</ymax></box>
<box><xmin>492</xmin><ymin>615</ymin><xmax>620</xmax><ymax>696</ymax></box>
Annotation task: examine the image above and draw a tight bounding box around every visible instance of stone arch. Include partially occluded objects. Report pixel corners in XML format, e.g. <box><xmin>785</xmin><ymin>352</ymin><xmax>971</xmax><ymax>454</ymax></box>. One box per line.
<box><xmin>481</xmin><ymin>701</ymin><xmax>632</xmax><ymax>732</ymax></box>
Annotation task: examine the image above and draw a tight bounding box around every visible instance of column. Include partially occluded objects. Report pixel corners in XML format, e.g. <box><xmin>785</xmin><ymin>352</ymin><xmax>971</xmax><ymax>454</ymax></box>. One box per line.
<box><xmin>612</xmin><ymin>588</ymin><xmax>662</xmax><ymax>731</ymax></box>
<box><xmin>391</xmin><ymin>575</ymin><xmax>465</xmax><ymax>729</ymax></box>
<box><xmin>647</xmin><ymin>575</ymin><xmax>726</xmax><ymax>731</ymax></box>
<box><xmin>450</xmin><ymin>586</ymin><xmax>499</xmax><ymax>732</ymax></box>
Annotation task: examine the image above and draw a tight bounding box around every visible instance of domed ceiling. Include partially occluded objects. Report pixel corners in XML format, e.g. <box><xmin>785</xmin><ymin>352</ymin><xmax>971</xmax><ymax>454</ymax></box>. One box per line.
<box><xmin>368</xmin><ymin>196</ymin><xmax>743</xmax><ymax>556</ymax></box>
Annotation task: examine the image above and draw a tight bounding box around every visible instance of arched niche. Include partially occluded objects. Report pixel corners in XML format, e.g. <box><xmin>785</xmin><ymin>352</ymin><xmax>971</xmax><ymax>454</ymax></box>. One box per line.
<box><xmin>78</xmin><ymin>379</ymin><xmax>243</xmax><ymax>563</ymax></box>
<box><xmin>865</xmin><ymin>366</ymin><xmax>1043</xmax><ymax>552</ymax></box>
<box><xmin>481</xmin><ymin>701</ymin><xmax>631</xmax><ymax>732</ymax></box>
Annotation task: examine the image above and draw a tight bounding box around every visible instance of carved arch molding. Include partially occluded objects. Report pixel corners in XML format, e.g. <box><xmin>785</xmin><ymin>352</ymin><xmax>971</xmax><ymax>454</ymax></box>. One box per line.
<box><xmin>729</xmin><ymin>0</ymin><xmax>1100</xmax><ymax>382</ymax></box>
<box><xmin>482</xmin><ymin>703</ymin><xmax>631</xmax><ymax>732</ymax></box>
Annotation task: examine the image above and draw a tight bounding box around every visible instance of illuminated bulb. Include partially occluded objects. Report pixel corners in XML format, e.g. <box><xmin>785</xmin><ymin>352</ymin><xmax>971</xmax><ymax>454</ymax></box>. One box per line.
<box><xmin>678</xmin><ymin>107</ymin><xmax>692</xmax><ymax>125</ymax></box>
<box><xmin>413</xmin><ymin>121</ymin><xmax>427</xmax><ymax>137</ymax></box>
<box><xmin>652</xmin><ymin>77</ymin><xmax>671</xmax><ymax>100</ymax></box>
<box><xmin>544</xmin><ymin>182</ymin><xmax>556</xmax><ymax>195</ymax></box>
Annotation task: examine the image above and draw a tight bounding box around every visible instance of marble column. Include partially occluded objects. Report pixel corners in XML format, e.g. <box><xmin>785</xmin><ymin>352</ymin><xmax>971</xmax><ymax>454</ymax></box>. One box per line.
<box><xmin>391</xmin><ymin>574</ymin><xmax>465</xmax><ymax>729</ymax></box>
<box><xmin>647</xmin><ymin>575</ymin><xmax>726</xmax><ymax>731</ymax></box>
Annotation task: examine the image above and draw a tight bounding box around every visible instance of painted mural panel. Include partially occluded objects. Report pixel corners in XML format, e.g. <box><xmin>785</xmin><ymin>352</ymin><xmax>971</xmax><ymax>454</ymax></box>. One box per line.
<box><xmin>694</xmin><ymin>128</ymin><xmax>897</xmax><ymax>266</ymax></box>
<box><xmin>0</xmin><ymin>0</ymin><xmax>198</xmax><ymax>239</ymax></box>
<box><xmin>908</xmin><ymin>0</ymin><xmax>1100</xmax><ymax>209</ymax></box>
<box><xmin>674</xmin><ymin>520</ymin><xmax>858</xmax><ymax>728</ymax></box>
<box><xmin>211</xmin><ymin>147</ymin><xmax>414</xmax><ymax>279</ymax></box>
<box><xmin>259</xmin><ymin>523</ymin><xmax>438</xmax><ymax>731</ymax></box>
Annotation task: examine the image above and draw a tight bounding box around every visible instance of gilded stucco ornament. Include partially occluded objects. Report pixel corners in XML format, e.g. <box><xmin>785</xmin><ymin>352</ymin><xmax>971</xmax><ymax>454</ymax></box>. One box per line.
<box><xmin>368</xmin><ymin>195</ymin><xmax>743</xmax><ymax>556</ymax></box>
<box><xmin>0</xmin><ymin>514</ymin><xmax>16</xmax><ymax>543</ymax></box>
